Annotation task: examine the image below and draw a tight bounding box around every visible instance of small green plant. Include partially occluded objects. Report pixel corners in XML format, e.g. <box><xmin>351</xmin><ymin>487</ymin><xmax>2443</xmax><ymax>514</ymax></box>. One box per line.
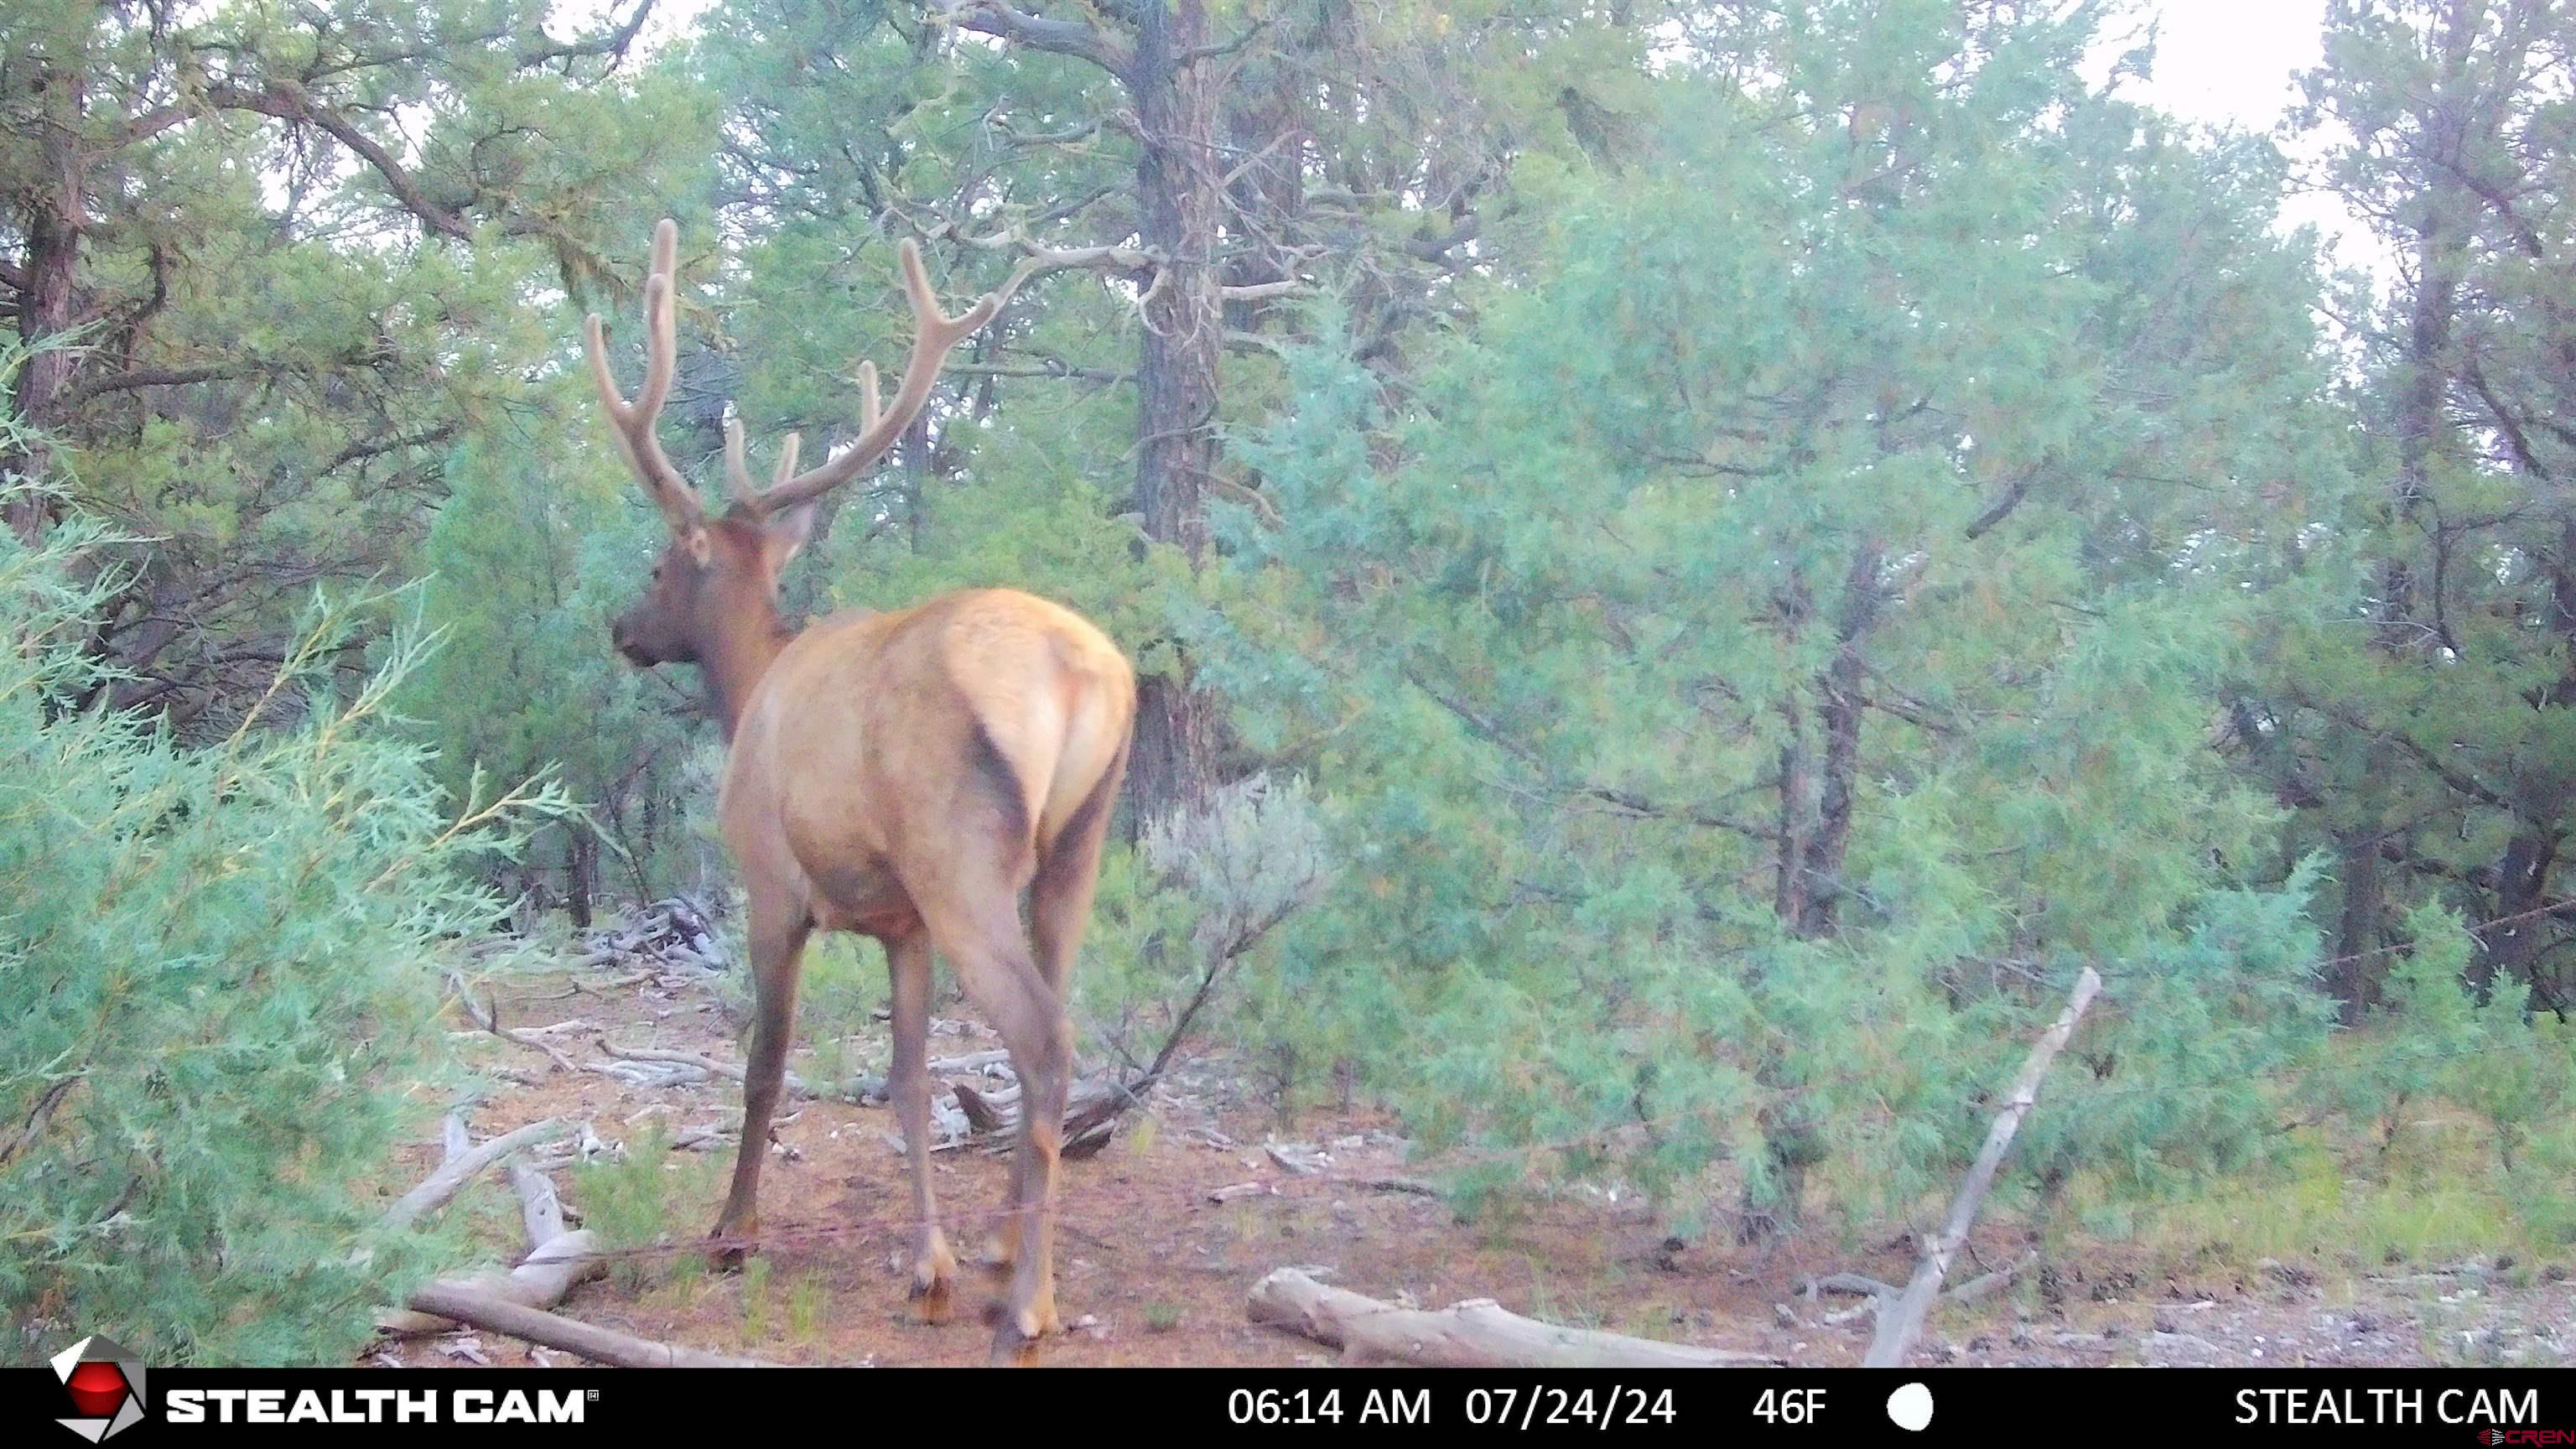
<box><xmin>739</xmin><ymin>1257</ymin><xmax>774</xmax><ymax>1342</ymax></box>
<box><xmin>799</xmin><ymin>937</ymin><xmax>882</xmax><ymax>1065</ymax></box>
<box><xmin>572</xmin><ymin>1129</ymin><xmax>670</xmax><ymax>1259</ymax></box>
<box><xmin>569</xmin><ymin>1124</ymin><xmax>719</xmax><ymax>1292</ymax></box>
<box><xmin>1144</xmin><ymin>1300</ymin><xmax>1182</xmax><ymax>1333</ymax></box>
<box><xmin>1122</xmin><ymin>1114</ymin><xmax>1159</xmax><ymax>1158</ymax></box>
<box><xmin>647</xmin><ymin>1257</ymin><xmax>709</xmax><ymax>1312</ymax></box>
<box><xmin>787</xmin><ymin>1272</ymin><xmax>828</xmax><ymax>1344</ymax></box>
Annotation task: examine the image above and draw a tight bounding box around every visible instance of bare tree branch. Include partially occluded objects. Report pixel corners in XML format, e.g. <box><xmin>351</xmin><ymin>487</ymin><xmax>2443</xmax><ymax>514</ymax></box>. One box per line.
<box><xmin>205</xmin><ymin>82</ymin><xmax>472</xmax><ymax>242</ymax></box>
<box><xmin>63</xmin><ymin>365</ymin><xmax>260</xmax><ymax>406</ymax></box>
<box><xmin>928</xmin><ymin>0</ymin><xmax>1134</xmax><ymax>79</ymax></box>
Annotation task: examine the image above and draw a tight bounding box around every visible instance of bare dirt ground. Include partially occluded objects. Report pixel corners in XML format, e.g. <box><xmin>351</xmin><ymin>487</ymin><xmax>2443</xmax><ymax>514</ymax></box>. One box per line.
<box><xmin>377</xmin><ymin>944</ymin><xmax>2576</xmax><ymax>1370</ymax></box>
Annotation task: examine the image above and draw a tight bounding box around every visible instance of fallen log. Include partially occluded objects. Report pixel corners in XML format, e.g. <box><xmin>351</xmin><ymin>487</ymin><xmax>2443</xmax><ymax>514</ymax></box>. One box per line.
<box><xmin>946</xmin><ymin>1075</ymin><xmax>1124</xmax><ymax>1157</ymax></box>
<box><xmin>1797</xmin><ymin>1249</ymin><xmax>2034</xmax><ymax>1329</ymax></box>
<box><xmin>510</xmin><ymin>1160</ymin><xmax>566</xmax><ymax>1249</ymax></box>
<box><xmin>1353</xmin><ymin>1175</ymin><xmax>1441</xmax><ymax>1197</ymax></box>
<box><xmin>597</xmin><ymin>1040</ymin><xmax>781</xmax><ymax>1090</ymax></box>
<box><xmin>595</xmin><ymin>1039</ymin><xmax>880</xmax><ymax>1105</ymax></box>
<box><xmin>951</xmin><ymin>1080</ymin><xmax>1007</xmax><ymax>1134</ymax></box>
<box><xmin>1861</xmin><ymin>966</ymin><xmax>2102</xmax><ymax>1368</ymax></box>
<box><xmin>669</xmin><ymin>1124</ymin><xmax>732</xmax><ymax>1152</ymax></box>
<box><xmin>929</xmin><ymin>1049</ymin><xmax>1012</xmax><ymax>1074</ymax></box>
<box><xmin>380</xmin><ymin>1142</ymin><xmax>605</xmax><ymax>1337</ymax></box>
<box><xmin>377</xmin><ymin>1118</ymin><xmax>569</xmax><ymax>1234</ymax></box>
<box><xmin>1945</xmin><ymin>1249</ymin><xmax>2038</xmax><ymax>1306</ymax></box>
<box><xmin>1247</xmin><ymin>1268</ymin><xmax>1782</xmax><ymax>1368</ymax></box>
<box><xmin>1265</xmin><ymin>1142</ymin><xmax>1323</xmax><ymax>1176</ymax></box>
<box><xmin>449</xmin><ymin>977</ymin><xmax>582</xmax><ymax>1072</ymax></box>
<box><xmin>404</xmin><ymin>1283</ymin><xmax>778</xmax><ymax>1368</ymax></box>
<box><xmin>379</xmin><ymin>1231</ymin><xmax>606</xmax><ymax>1337</ymax></box>
<box><xmin>1801</xmin><ymin>1273</ymin><xmax>1901</xmax><ymax>1302</ymax></box>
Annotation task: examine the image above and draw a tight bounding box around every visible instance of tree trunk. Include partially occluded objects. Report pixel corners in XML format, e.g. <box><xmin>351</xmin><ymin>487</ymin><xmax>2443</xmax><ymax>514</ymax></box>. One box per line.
<box><xmin>1742</xmin><ymin>547</ymin><xmax>1879</xmax><ymax>1241</ymax></box>
<box><xmin>2332</xmin><ymin>824</ymin><xmax>2385</xmax><ymax>1025</ymax></box>
<box><xmin>1773</xmin><ymin>697</ymin><xmax>1810</xmax><ymax>927</ymax></box>
<box><xmin>5</xmin><ymin>61</ymin><xmax>86</xmax><ymax>542</ymax></box>
<box><xmin>1795</xmin><ymin>543</ymin><xmax>1884</xmax><ymax>937</ymax></box>
<box><xmin>1219</xmin><ymin>60</ymin><xmax>1301</xmax><ymax>337</ymax></box>
<box><xmin>2376</xmin><ymin>4</ymin><xmax>2476</xmax><ymax>655</ymax></box>
<box><xmin>1126</xmin><ymin>0</ymin><xmax>1226</xmax><ymax>829</ymax></box>
<box><xmin>2474</xmin><ymin>822</ymin><xmax>2560</xmax><ymax>999</ymax></box>
<box><xmin>565</xmin><ymin>828</ymin><xmax>598</xmax><ymax>930</ymax></box>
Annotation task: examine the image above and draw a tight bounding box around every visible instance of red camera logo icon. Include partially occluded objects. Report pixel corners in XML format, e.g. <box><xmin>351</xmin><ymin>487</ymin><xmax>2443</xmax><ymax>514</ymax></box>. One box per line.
<box><xmin>49</xmin><ymin>1336</ymin><xmax>145</xmax><ymax>1442</ymax></box>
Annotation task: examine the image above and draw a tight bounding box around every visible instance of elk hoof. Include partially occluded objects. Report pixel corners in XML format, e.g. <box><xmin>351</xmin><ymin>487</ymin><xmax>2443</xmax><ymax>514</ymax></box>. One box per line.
<box><xmin>908</xmin><ymin>1270</ymin><xmax>955</xmax><ymax>1324</ymax></box>
<box><xmin>989</xmin><ymin>1317</ymin><xmax>1046</xmax><ymax>1367</ymax></box>
<box><xmin>982</xmin><ymin>1288</ymin><xmax>1059</xmax><ymax>1337</ymax></box>
<box><xmin>906</xmin><ymin>1227</ymin><xmax>957</xmax><ymax>1320</ymax></box>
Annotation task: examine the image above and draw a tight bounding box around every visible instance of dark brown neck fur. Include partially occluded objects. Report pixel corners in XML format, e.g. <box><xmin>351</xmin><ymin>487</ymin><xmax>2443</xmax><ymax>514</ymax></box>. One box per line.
<box><xmin>701</xmin><ymin>600</ymin><xmax>799</xmax><ymax>742</ymax></box>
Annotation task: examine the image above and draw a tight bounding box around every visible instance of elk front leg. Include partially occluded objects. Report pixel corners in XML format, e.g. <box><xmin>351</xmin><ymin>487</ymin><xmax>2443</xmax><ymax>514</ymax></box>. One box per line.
<box><xmin>886</xmin><ymin>927</ymin><xmax>956</xmax><ymax>1318</ymax></box>
<box><xmin>709</xmin><ymin>899</ymin><xmax>810</xmax><ymax>1270</ymax></box>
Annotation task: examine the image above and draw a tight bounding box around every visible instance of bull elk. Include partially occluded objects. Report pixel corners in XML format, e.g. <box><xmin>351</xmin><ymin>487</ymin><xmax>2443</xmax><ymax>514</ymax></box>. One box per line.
<box><xmin>582</xmin><ymin>219</ymin><xmax>1135</xmax><ymax>1363</ymax></box>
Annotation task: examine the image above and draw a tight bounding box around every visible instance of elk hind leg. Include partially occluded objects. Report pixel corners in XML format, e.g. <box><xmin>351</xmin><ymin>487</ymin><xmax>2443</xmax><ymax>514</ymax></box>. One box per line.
<box><xmin>918</xmin><ymin>886</ymin><xmax>1068</xmax><ymax>1363</ymax></box>
<box><xmin>986</xmin><ymin>748</ymin><xmax>1124</xmax><ymax>1272</ymax></box>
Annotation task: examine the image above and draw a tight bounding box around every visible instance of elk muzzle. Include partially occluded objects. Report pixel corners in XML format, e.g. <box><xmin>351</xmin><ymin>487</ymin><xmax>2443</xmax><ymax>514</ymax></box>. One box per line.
<box><xmin>610</xmin><ymin>608</ymin><xmax>673</xmax><ymax>667</ymax></box>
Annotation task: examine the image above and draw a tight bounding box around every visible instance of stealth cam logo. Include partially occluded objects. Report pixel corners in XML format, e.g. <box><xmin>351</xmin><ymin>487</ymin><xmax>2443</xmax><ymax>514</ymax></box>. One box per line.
<box><xmin>50</xmin><ymin>1336</ymin><xmax>146</xmax><ymax>1442</ymax></box>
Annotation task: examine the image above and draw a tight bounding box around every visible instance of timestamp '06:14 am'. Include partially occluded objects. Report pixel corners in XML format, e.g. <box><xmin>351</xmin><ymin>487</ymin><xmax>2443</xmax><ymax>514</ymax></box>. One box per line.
<box><xmin>1225</xmin><ymin>1388</ymin><xmax>1427</xmax><ymax>1426</ymax></box>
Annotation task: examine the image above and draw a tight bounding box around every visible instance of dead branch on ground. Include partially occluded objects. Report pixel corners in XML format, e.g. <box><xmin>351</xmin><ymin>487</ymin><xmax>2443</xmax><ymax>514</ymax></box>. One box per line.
<box><xmin>1248</xmin><ymin>1268</ymin><xmax>1782</xmax><ymax>1368</ymax></box>
<box><xmin>1861</xmin><ymin>967</ymin><xmax>2101</xmax><ymax>1368</ymax></box>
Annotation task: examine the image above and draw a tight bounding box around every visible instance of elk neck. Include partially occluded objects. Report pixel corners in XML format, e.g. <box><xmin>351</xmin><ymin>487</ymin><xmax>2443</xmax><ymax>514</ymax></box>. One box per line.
<box><xmin>699</xmin><ymin>597</ymin><xmax>801</xmax><ymax>743</ymax></box>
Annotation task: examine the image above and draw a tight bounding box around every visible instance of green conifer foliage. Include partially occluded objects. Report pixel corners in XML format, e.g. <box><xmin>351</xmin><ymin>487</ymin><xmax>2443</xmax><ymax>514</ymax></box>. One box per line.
<box><xmin>1</xmin><ymin>477</ymin><xmax>571</xmax><ymax>1363</ymax></box>
<box><xmin>1202</xmin><ymin>4</ymin><xmax>2362</xmax><ymax>1235</ymax></box>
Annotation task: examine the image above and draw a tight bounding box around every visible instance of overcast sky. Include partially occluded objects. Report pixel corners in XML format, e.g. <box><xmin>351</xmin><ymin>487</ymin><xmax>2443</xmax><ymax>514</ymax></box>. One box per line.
<box><xmin>2121</xmin><ymin>0</ymin><xmax>2327</xmax><ymax>132</ymax></box>
<box><xmin>2104</xmin><ymin>0</ymin><xmax>2380</xmax><ymax>276</ymax></box>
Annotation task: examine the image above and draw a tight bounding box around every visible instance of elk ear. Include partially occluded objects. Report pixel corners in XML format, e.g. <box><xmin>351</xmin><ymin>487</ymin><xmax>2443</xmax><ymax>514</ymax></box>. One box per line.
<box><xmin>761</xmin><ymin>500</ymin><xmax>818</xmax><ymax>568</ymax></box>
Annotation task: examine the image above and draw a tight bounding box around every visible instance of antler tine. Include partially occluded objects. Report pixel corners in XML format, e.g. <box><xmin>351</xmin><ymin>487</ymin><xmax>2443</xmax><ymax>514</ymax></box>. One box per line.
<box><xmin>584</xmin><ymin>218</ymin><xmax>702</xmax><ymax>534</ymax></box>
<box><xmin>723</xmin><ymin>416</ymin><xmax>757</xmax><ymax>507</ymax></box>
<box><xmin>748</xmin><ymin>240</ymin><xmax>1002</xmax><ymax>515</ymax></box>
<box><xmin>855</xmin><ymin>361</ymin><xmax>881</xmax><ymax>436</ymax></box>
<box><xmin>723</xmin><ymin>416</ymin><xmax>804</xmax><ymax>509</ymax></box>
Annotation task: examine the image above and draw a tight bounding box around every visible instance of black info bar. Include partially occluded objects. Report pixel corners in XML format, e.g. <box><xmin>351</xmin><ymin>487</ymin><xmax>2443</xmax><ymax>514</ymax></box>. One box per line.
<box><xmin>6</xmin><ymin>1366</ymin><xmax>2563</xmax><ymax>1445</ymax></box>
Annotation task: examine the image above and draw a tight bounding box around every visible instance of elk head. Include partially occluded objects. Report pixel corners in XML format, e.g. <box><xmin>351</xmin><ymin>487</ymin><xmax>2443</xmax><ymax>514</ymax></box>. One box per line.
<box><xmin>584</xmin><ymin>219</ymin><xmax>1000</xmax><ymax>713</ymax></box>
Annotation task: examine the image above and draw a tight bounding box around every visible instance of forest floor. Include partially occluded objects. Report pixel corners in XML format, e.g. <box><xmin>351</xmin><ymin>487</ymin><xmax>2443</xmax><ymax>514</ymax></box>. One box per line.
<box><xmin>378</xmin><ymin>939</ymin><xmax>2576</xmax><ymax>1370</ymax></box>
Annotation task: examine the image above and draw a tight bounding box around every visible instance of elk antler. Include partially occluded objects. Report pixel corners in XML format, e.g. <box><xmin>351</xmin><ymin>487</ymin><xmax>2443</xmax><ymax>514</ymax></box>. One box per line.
<box><xmin>739</xmin><ymin>242</ymin><xmax>1000</xmax><ymax>517</ymax></box>
<box><xmin>583</xmin><ymin>219</ymin><xmax>703</xmax><ymax>536</ymax></box>
<box><xmin>589</xmin><ymin>221</ymin><xmax>1000</xmax><ymax>530</ymax></box>
<box><xmin>723</xmin><ymin>417</ymin><xmax>802</xmax><ymax>509</ymax></box>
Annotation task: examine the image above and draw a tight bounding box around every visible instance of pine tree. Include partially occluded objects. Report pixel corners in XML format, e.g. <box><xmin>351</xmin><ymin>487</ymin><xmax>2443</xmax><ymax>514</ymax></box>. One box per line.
<box><xmin>1207</xmin><ymin>0</ymin><xmax>2354</xmax><ymax>1239</ymax></box>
